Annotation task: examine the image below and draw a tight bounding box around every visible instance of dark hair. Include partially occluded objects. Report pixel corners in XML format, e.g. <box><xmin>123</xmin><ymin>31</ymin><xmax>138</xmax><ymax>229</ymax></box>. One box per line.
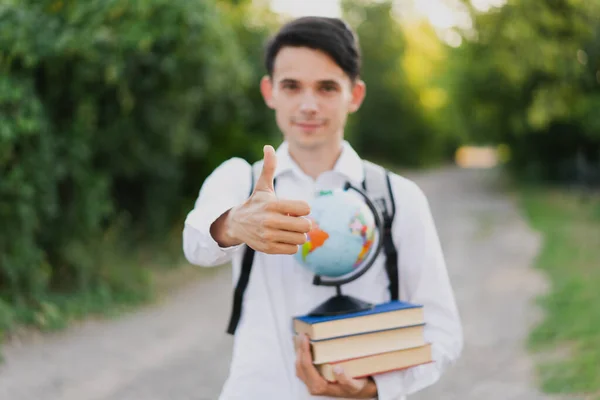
<box><xmin>264</xmin><ymin>16</ymin><xmax>361</xmax><ymax>82</ymax></box>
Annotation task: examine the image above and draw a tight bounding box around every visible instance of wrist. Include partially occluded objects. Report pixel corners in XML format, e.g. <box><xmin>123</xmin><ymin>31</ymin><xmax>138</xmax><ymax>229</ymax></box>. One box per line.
<box><xmin>359</xmin><ymin>377</ymin><xmax>378</xmax><ymax>399</ymax></box>
<box><xmin>210</xmin><ymin>207</ymin><xmax>242</xmax><ymax>248</ymax></box>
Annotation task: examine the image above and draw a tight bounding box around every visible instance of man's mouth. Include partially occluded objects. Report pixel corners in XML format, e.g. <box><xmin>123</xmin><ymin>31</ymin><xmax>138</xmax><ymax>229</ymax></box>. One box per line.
<box><xmin>296</xmin><ymin>123</ymin><xmax>321</xmax><ymax>128</ymax></box>
<box><xmin>293</xmin><ymin>120</ymin><xmax>325</xmax><ymax>129</ymax></box>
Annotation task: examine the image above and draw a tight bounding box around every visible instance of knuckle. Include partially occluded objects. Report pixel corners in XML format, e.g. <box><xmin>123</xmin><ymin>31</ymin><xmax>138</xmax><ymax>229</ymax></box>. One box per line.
<box><xmin>287</xmin><ymin>245</ymin><xmax>298</xmax><ymax>255</ymax></box>
<box><xmin>256</xmin><ymin>225</ymin><xmax>265</xmax><ymax>238</ymax></box>
<box><xmin>264</xmin><ymin>200</ymin><xmax>278</xmax><ymax>212</ymax></box>
<box><xmin>258</xmin><ymin>241</ymin><xmax>272</xmax><ymax>253</ymax></box>
<box><xmin>261</xmin><ymin>216</ymin><xmax>276</xmax><ymax>228</ymax></box>
<box><xmin>259</xmin><ymin>218</ymin><xmax>270</xmax><ymax>229</ymax></box>
<box><xmin>262</xmin><ymin>230</ymin><xmax>274</xmax><ymax>241</ymax></box>
<box><xmin>258</xmin><ymin>227</ymin><xmax>275</xmax><ymax>242</ymax></box>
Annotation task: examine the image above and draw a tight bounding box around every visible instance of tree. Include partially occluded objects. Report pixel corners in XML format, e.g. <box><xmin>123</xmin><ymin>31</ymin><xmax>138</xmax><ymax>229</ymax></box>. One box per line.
<box><xmin>443</xmin><ymin>0</ymin><xmax>600</xmax><ymax>182</ymax></box>
<box><xmin>342</xmin><ymin>0</ymin><xmax>445</xmax><ymax>167</ymax></box>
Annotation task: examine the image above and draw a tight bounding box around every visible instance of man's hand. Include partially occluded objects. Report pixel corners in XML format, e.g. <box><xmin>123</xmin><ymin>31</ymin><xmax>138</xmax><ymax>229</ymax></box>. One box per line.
<box><xmin>295</xmin><ymin>334</ymin><xmax>378</xmax><ymax>399</ymax></box>
<box><xmin>211</xmin><ymin>145</ymin><xmax>312</xmax><ymax>254</ymax></box>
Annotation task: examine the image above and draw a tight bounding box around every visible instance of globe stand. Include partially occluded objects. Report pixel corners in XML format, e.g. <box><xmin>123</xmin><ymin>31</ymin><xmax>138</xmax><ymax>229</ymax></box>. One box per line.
<box><xmin>306</xmin><ymin>181</ymin><xmax>384</xmax><ymax>318</ymax></box>
<box><xmin>307</xmin><ymin>285</ymin><xmax>374</xmax><ymax>317</ymax></box>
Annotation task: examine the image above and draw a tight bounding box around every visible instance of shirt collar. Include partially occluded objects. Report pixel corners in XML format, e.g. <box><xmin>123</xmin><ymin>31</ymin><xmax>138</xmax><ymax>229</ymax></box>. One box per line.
<box><xmin>274</xmin><ymin>140</ymin><xmax>365</xmax><ymax>185</ymax></box>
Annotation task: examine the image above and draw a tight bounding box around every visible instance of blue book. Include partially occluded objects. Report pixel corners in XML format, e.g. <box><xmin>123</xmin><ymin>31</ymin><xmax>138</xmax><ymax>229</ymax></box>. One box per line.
<box><xmin>293</xmin><ymin>300</ymin><xmax>424</xmax><ymax>341</ymax></box>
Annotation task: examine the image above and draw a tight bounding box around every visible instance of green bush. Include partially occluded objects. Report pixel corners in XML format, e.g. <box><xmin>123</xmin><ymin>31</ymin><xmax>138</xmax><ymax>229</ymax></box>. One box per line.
<box><xmin>442</xmin><ymin>1</ymin><xmax>600</xmax><ymax>183</ymax></box>
<box><xmin>0</xmin><ymin>0</ymin><xmax>274</xmax><ymax>335</ymax></box>
<box><xmin>342</xmin><ymin>1</ymin><xmax>447</xmax><ymax>167</ymax></box>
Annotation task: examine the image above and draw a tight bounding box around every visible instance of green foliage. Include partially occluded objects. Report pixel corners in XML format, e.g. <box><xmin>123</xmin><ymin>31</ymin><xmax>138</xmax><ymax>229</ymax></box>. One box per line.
<box><xmin>521</xmin><ymin>188</ymin><xmax>600</xmax><ymax>396</ymax></box>
<box><xmin>4</xmin><ymin>0</ymin><xmax>597</xmax><ymax>368</ymax></box>
<box><xmin>0</xmin><ymin>75</ymin><xmax>56</xmax><ymax>306</ymax></box>
<box><xmin>342</xmin><ymin>0</ymin><xmax>449</xmax><ymax>167</ymax></box>
<box><xmin>0</xmin><ymin>0</ymin><xmax>276</xmax><ymax>337</ymax></box>
<box><xmin>443</xmin><ymin>0</ymin><xmax>600</xmax><ymax>182</ymax></box>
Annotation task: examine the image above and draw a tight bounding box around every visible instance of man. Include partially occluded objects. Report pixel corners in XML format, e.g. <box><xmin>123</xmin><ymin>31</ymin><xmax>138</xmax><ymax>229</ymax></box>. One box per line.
<box><xmin>183</xmin><ymin>16</ymin><xmax>462</xmax><ymax>400</ymax></box>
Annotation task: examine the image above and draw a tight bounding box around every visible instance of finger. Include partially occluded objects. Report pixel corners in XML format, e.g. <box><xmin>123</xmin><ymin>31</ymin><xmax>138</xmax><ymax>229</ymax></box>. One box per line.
<box><xmin>261</xmin><ymin>229</ymin><xmax>307</xmax><ymax>246</ymax></box>
<box><xmin>301</xmin><ymin>333</ymin><xmax>313</xmax><ymax>361</ymax></box>
<box><xmin>300</xmin><ymin>333</ymin><xmax>328</xmax><ymax>385</ymax></box>
<box><xmin>294</xmin><ymin>334</ymin><xmax>302</xmax><ymax>352</ymax></box>
<box><xmin>254</xmin><ymin>145</ymin><xmax>277</xmax><ymax>192</ymax></box>
<box><xmin>333</xmin><ymin>366</ymin><xmax>363</xmax><ymax>393</ymax></box>
<box><xmin>264</xmin><ymin>215</ymin><xmax>312</xmax><ymax>234</ymax></box>
<box><xmin>298</xmin><ymin>334</ymin><xmax>328</xmax><ymax>396</ymax></box>
<box><xmin>267</xmin><ymin>200</ymin><xmax>311</xmax><ymax>217</ymax></box>
<box><xmin>295</xmin><ymin>335</ymin><xmax>306</xmax><ymax>380</ymax></box>
<box><xmin>258</xmin><ymin>242</ymin><xmax>299</xmax><ymax>255</ymax></box>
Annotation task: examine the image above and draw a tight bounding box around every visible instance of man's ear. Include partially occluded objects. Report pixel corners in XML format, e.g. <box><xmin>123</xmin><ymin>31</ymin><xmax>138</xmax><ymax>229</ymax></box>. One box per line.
<box><xmin>260</xmin><ymin>75</ymin><xmax>275</xmax><ymax>109</ymax></box>
<box><xmin>348</xmin><ymin>79</ymin><xmax>366</xmax><ymax>113</ymax></box>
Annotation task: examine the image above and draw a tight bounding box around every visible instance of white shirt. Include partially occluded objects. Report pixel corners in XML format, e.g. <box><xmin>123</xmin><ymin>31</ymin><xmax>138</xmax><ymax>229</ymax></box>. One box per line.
<box><xmin>183</xmin><ymin>141</ymin><xmax>463</xmax><ymax>400</ymax></box>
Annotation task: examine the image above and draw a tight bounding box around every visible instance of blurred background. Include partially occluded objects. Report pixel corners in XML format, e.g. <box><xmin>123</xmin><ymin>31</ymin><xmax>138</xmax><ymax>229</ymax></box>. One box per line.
<box><xmin>0</xmin><ymin>0</ymin><xmax>599</xmax><ymax>399</ymax></box>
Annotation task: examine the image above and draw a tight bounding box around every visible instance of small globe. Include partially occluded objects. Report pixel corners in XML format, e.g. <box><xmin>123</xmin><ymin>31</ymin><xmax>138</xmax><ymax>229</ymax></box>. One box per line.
<box><xmin>294</xmin><ymin>188</ymin><xmax>377</xmax><ymax>278</ymax></box>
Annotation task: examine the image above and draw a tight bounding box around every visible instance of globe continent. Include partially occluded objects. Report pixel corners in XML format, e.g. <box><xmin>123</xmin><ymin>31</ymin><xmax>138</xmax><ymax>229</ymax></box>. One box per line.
<box><xmin>294</xmin><ymin>189</ymin><xmax>376</xmax><ymax>278</ymax></box>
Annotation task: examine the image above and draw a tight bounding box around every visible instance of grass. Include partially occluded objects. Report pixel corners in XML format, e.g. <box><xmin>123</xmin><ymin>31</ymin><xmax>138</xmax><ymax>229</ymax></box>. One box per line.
<box><xmin>0</xmin><ymin>220</ymin><xmax>206</xmax><ymax>354</ymax></box>
<box><xmin>519</xmin><ymin>186</ymin><xmax>600</xmax><ymax>399</ymax></box>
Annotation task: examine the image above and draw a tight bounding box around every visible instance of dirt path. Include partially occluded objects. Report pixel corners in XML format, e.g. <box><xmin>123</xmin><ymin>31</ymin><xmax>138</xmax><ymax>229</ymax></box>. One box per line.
<box><xmin>0</xmin><ymin>167</ymin><xmax>567</xmax><ymax>400</ymax></box>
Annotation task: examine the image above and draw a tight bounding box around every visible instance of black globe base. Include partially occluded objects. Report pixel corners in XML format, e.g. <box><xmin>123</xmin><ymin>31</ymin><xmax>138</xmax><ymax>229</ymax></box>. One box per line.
<box><xmin>307</xmin><ymin>293</ymin><xmax>374</xmax><ymax>317</ymax></box>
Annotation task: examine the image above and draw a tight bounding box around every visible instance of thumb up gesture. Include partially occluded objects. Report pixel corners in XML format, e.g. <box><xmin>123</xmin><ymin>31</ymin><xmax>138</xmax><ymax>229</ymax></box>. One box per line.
<box><xmin>254</xmin><ymin>144</ymin><xmax>278</xmax><ymax>194</ymax></box>
<box><xmin>227</xmin><ymin>145</ymin><xmax>312</xmax><ymax>254</ymax></box>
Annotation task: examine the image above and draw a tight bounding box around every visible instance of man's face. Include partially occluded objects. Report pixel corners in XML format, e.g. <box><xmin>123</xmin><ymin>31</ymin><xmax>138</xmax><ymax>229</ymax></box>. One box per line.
<box><xmin>260</xmin><ymin>47</ymin><xmax>366</xmax><ymax>151</ymax></box>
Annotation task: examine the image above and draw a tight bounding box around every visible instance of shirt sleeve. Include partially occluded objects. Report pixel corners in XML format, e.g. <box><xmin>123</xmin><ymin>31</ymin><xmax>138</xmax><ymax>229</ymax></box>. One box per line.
<box><xmin>372</xmin><ymin>175</ymin><xmax>464</xmax><ymax>399</ymax></box>
<box><xmin>182</xmin><ymin>157</ymin><xmax>252</xmax><ymax>267</ymax></box>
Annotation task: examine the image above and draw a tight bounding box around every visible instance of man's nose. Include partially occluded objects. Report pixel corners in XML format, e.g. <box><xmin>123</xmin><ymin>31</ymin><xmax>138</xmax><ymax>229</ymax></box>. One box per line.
<box><xmin>299</xmin><ymin>91</ymin><xmax>318</xmax><ymax>114</ymax></box>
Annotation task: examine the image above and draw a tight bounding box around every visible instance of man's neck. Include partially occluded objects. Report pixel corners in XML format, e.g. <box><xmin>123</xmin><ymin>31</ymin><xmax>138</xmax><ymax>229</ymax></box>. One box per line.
<box><xmin>288</xmin><ymin>142</ymin><xmax>343</xmax><ymax>180</ymax></box>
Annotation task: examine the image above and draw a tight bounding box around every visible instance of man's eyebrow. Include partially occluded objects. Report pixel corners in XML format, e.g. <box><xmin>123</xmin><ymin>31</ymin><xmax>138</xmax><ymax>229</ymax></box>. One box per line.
<box><xmin>278</xmin><ymin>78</ymin><xmax>341</xmax><ymax>86</ymax></box>
<box><xmin>318</xmin><ymin>80</ymin><xmax>341</xmax><ymax>86</ymax></box>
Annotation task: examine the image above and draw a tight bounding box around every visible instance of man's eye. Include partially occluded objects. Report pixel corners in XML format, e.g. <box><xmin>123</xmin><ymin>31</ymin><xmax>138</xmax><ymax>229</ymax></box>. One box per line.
<box><xmin>321</xmin><ymin>85</ymin><xmax>337</xmax><ymax>92</ymax></box>
<box><xmin>283</xmin><ymin>83</ymin><xmax>298</xmax><ymax>90</ymax></box>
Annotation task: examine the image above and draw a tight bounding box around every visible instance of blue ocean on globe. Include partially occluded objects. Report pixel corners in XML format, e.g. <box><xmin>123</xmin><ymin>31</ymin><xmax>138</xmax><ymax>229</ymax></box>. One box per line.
<box><xmin>294</xmin><ymin>188</ymin><xmax>376</xmax><ymax>277</ymax></box>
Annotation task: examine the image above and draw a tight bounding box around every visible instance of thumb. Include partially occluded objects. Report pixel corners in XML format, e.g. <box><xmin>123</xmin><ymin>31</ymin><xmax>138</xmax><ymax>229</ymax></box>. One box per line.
<box><xmin>255</xmin><ymin>145</ymin><xmax>277</xmax><ymax>192</ymax></box>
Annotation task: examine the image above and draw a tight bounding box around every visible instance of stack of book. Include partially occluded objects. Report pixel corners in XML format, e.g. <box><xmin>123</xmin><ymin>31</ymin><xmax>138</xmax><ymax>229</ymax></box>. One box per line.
<box><xmin>292</xmin><ymin>300</ymin><xmax>432</xmax><ymax>382</ymax></box>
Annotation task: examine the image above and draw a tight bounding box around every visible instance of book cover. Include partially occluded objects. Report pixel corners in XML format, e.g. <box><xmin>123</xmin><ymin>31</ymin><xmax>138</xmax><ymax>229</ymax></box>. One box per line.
<box><xmin>292</xmin><ymin>300</ymin><xmax>425</xmax><ymax>341</ymax></box>
<box><xmin>310</xmin><ymin>324</ymin><xmax>426</xmax><ymax>364</ymax></box>
<box><xmin>293</xmin><ymin>300</ymin><xmax>423</xmax><ymax>325</ymax></box>
<box><xmin>317</xmin><ymin>343</ymin><xmax>433</xmax><ymax>382</ymax></box>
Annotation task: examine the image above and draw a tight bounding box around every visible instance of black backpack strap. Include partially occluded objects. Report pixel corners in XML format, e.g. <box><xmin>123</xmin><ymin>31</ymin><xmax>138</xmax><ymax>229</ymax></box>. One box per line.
<box><xmin>226</xmin><ymin>163</ymin><xmax>256</xmax><ymax>335</ymax></box>
<box><xmin>226</xmin><ymin>161</ymin><xmax>277</xmax><ymax>335</ymax></box>
<box><xmin>226</xmin><ymin>245</ymin><xmax>255</xmax><ymax>334</ymax></box>
<box><xmin>362</xmin><ymin>160</ymin><xmax>398</xmax><ymax>301</ymax></box>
